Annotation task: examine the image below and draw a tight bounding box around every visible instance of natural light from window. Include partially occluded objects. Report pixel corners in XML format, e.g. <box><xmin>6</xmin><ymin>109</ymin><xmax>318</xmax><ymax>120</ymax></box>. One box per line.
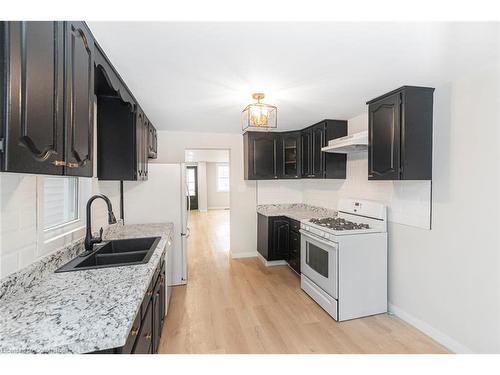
<box><xmin>216</xmin><ymin>164</ymin><xmax>229</xmax><ymax>192</ymax></box>
<box><xmin>43</xmin><ymin>177</ymin><xmax>79</xmax><ymax>230</ymax></box>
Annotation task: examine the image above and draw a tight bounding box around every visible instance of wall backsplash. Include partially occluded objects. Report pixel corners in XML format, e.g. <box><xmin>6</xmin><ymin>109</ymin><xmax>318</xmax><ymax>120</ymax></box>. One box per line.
<box><xmin>0</xmin><ymin>173</ymin><xmax>120</xmax><ymax>279</ymax></box>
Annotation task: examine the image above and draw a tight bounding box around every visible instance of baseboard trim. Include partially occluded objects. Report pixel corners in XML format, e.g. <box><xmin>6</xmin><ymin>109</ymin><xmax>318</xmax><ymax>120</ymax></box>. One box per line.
<box><xmin>257</xmin><ymin>253</ymin><xmax>288</xmax><ymax>267</ymax></box>
<box><xmin>388</xmin><ymin>303</ymin><xmax>473</xmax><ymax>354</ymax></box>
<box><xmin>230</xmin><ymin>251</ymin><xmax>257</xmax><ymax>259</ymax></box>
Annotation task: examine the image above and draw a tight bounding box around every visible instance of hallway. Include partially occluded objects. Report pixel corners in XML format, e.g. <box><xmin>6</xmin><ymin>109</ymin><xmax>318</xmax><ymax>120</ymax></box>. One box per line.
<box><xmin>159</xmin><ymin>210</ymin><xmax>447</xmax><ymax>354</ymax></box>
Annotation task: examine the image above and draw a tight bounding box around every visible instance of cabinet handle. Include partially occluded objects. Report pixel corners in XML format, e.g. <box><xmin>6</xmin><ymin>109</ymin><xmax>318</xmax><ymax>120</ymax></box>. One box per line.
<box><xmin>145</xmin><ymin>333</ymin><xmax>152</xmax><ymax>340</ymax></box>
<box><xmin>131</xmin><ymin>327</ymin><xmax>139</xmax><ymax>336</ymax></box>
<box><xmin>51</xmin><ymin>160</ymin><xmax>66</xmax><ymax>167</ymax></box>
<box><xmin>147</xmin><ymin>290</ymin><xmax>153</xmax><ymax>296</ymax></box>
<box><xmin>66</xmin><ymin>162</ymin><xmax>79</xmax><ymax>168</ymax></box>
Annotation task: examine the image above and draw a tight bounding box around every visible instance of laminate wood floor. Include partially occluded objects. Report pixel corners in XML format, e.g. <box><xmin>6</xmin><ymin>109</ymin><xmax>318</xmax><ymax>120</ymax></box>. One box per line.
<box><xmin>159</xmin><ymin>209</ymin><xmax>448</xmax><ymax>354</ymax></box>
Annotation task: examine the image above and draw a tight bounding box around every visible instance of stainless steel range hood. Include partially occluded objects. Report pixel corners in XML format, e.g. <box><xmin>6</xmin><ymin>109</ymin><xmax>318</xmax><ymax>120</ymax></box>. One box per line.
<box><xmin>321</xmin><ymin>130</ymin><xmax>368</xmax><ymax>154</ymax></box>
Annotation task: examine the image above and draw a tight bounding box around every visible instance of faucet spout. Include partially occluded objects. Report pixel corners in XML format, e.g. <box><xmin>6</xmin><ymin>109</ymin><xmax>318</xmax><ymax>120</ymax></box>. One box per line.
<box><xmin>82</xmin><ymin>194</ymin><xmax>117</xmax><ymax>255</ymax></box>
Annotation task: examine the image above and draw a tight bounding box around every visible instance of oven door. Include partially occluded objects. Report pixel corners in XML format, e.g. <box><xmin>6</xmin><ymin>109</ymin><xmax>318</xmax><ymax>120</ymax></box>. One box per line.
<box><xmin>300</xmin><ymin>230</ymin><xmax>338</xmax><ymax>299</ymax></box>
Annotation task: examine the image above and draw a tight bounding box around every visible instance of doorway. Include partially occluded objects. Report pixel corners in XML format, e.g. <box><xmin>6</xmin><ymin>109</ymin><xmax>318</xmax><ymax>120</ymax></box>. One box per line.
<box><xmin>184</xmin><ymin>149</ymin><xmax>230</xmax><ymax>254</ymax></box>
<box><xmin>186</xmin><ymin>166</ymin><xmax>198</xmax><ymax>210</ymax></box>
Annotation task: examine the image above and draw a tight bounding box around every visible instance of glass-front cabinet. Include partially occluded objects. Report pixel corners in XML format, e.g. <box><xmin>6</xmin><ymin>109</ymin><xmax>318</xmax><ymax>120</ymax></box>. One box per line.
<box><xmin>280</xmin><ymin>131</ymin><xmax>301</xmax><ymax>179</ymax></box>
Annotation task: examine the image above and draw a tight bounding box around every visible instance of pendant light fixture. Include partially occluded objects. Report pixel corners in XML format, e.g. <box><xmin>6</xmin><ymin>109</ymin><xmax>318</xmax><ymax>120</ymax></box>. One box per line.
<box><xmin>242</xmin><ymin>93</ymin><xmax>277</xmax><ymax>131</ymax></box>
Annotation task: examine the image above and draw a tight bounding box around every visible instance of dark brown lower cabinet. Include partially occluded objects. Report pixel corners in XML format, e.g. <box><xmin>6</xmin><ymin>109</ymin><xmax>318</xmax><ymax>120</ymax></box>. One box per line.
<box><xmin>257</xmin><ymin>214</ymin><xmax>301</xmax><ymax>274</ymax></box>
<box><xmin>288</xmin><ymin>228</ymin><xmax>301</xmax><ymax>274</ymax></box>
<box><xmin>93</xmin><ymin>254</ymin><xmax>166</xmax><ymax>354</ymax></box>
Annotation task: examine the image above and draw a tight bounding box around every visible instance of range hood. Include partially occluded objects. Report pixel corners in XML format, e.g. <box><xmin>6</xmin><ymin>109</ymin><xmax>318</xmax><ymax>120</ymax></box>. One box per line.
<box><xmin>321</xmin><ymin>130</ymin><xmax>368</xmax><ymax>154</ymax></box>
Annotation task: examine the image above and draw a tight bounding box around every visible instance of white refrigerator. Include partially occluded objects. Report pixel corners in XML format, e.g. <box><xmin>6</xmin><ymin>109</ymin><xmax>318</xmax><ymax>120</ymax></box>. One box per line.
<box><xmin>123</xmin><ymin>163</ymin><xmax>189</xmax><ymax>292</ymax></box>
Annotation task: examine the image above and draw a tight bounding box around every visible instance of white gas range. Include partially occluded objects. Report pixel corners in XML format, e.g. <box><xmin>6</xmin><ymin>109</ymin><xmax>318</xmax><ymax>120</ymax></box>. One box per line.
<box><xmin>300</xmin><ymin>198</ymin><xmax>388</xmax><ymax>321</ymax></box>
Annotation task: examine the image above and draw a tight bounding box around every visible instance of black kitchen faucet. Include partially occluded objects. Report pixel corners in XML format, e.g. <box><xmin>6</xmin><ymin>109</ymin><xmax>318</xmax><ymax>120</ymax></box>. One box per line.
<box><xmin>81</xmin><ymin>194</ymin><xmax>117</xmax><ymax>256</ymax></box>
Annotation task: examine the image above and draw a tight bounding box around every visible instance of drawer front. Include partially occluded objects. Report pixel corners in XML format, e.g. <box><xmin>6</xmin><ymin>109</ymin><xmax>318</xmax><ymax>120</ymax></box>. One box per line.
<box><xmin>289</xmin><ymin>219</ymin><xmax>301</xmax><ymax>232</ymax></box>
<box><xmin>120</xmin><ymin>310</ymin><xmax>142</xmax><ymax>354</ymax></box>
<box><xmin>133</xmin><ymin>301</ymin><xmax>153</xmax><ymax>354</ymax></box>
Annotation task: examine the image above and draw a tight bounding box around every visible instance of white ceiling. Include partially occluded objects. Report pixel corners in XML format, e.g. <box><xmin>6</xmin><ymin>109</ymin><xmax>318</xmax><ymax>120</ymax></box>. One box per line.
<box><xmin>87</xmin><ymin>22</ymin><xmax>499</xmax><ymax>133</ymax></box>
<box><xmin>185</xmin><ymin>149</ymin><xmax>229</xmax><ymax>163</ymax></box>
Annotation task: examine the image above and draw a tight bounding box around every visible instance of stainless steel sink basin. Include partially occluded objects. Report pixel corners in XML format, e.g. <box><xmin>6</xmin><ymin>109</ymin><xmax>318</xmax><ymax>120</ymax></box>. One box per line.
<box><xmin>55</xmin><ymin>237</ymin><xmax>161</xmax><ymax>273</ymax></box>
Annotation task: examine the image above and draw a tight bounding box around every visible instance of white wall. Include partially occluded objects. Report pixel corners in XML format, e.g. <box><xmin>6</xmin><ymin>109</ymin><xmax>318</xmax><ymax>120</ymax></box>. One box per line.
<box><xmin>153</xmin><ymin>130</ymin><xmax>257</xmax><ymax>257</ymax></box>
<box><xmin>206</xmin><ymin>162</ymin><xmax>230</xmax><ymax>209</ymax></box>
<box><xmin>258</xmin><ymin>66</ymin><xmax>499</xmax><ymax>353</ymax></box>
<box><xmin>0</xmin><ymin>173</ymin><xmax>120</xmax><ymax>279</ymax></box>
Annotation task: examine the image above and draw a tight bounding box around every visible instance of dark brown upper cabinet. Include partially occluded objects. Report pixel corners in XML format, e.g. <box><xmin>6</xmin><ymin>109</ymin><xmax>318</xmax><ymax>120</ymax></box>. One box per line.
<box><xmin>148</xmin><ymin>121</ymin><xmax>158</xmax><ymax>159</ymax></box>
<box><xmin>244</xmin><ymin>120</ymin><xmax>347</xmax><ymax>181</ymax></box>
<box><xmin>279</xmin><ymin>131</ymin><xmax>301</xmax><ymax>179</ymax></box>
<box><xmin>301</xmin><ymin>120</ymin><xmax>347</xmax><ymax>179</ymax></box>
<box><xmin>64</xmin><ymin>21</ymin><xmax>94</xmax><ymax>177</ymax></box>
<box><xmin>0</xmin><ymin>21</ymin><xmax>94</xmax><ymax>176</ymax></box>
<box><xmin>243</xmin><ymin>131</ymin><xmax>279</xmax><ymax>180</ymax></box>
<box><xmin>367</xmin><ymin>86</ymin><xmax>434</xmax><ymax>180</ymax></box>
<box><xmin>94</xmin><ymin>43</ymin><xmax>152</xmax><ymax>181</ymax></box>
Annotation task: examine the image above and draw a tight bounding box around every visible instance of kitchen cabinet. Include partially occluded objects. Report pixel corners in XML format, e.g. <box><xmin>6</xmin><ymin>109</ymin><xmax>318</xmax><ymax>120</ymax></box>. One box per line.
<box><xmin>301</xmin><ymin>120</ymin><xmax>347</xmax><ymax>179</ymax></box>
<box><xmin>64</xmin><ymin>21</ymin><xmax>94</xmax><ymax>177</ymax></box>
<box><xmin>367</xmin><ymin>86</ymin><xmax>434</xmax><ymax>180</ymax></box>
<box><xmin>244</xmin><ymin>119</ymin><xmax>346</xmax><ymax>181</ymax></box>
<box><xmin>148</xmin><ymin>121</ymin><xmax>158</xmax><ymax>159</ymax></box>
<box><xmin>99</xmin><ymin>254</ymin><xmax>166</xmax><ymax>354</ymax></box>
<box><xmin>258</xmin><ymin>214</ymin><xmax>286</xmax><ymax>261</ymax></box>
<box><xmin>95</xmin><ymin>43</ymin><xmax>149</xmax><ymax>181</ymax></box>
<box><xmin>288</xmin><ymin>229</ymin><xmax>301</xmax><ymax>274</ymax></box>
<box><xmin>279</xmin><ymin>131</ymin><xmax>301</xmax><ymax>178</ymax></box>
<box><xmin>257</xmin><ymin>214</ymin><xmax>301</xmax><ymax>272</ymax></box>
<box><xmin>0</xmin><ymin>21</ymin><xmax>94</xmax><ymax>176</ymax></box>
<box><xmin>272</xmin><ymin>218</ymin><xmax>290</xmax><ymax>261</ymax></box>
<box><xmin>243</xmin><ymin>131</ymin><xmax>279</xmax><ymax>180</ymax></box>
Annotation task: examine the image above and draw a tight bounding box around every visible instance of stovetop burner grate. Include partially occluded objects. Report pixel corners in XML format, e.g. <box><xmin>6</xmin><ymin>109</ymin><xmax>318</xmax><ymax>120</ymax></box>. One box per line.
<box><xmin>309</xmin><ymin>217</ymin><xmax>370</xmax><ymax>231</ymax></box>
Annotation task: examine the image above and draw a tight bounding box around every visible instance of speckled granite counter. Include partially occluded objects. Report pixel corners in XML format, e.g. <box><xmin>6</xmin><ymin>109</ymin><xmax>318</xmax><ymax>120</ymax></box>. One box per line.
<box><xmin>0</xmin><ymin>223</ymin><xmax>173</xmax><ymax>354</ymax></box>
<box><xmin>257</xmin><ymin>203</ymin><xmax>337</xmax><ymax>221</ymax></box>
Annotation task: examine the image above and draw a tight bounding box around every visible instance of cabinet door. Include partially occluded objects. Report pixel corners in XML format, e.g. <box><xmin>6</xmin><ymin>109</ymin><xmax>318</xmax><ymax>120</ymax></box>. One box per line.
<box><xmin>64</xmin><ymin>21</ymin><xmax>94</xmax><ymax>177</ymax></box>
<box><xmin>311</xmin><ymin>124</ymin><xmax>325</xmax><ymax>178</ymax></box>
<box><xmin>248</xmin><ymin>132</ymin><xmax>278</xmax><ymax>179</ymax></box>
<box><xmin>301</xmin><ymin>130</ymin><xmax>311</xmax><ymax>177</ymax></box>
<box><xmin>280</xmin><ymin>132</ymin><xmax>301</xmax><ymax>179</ymax></box>
<box><xmin>135</xmin><ymin>109</ymin><xmax>145</xmax><ymax>180</ymax></box>
<box><xmin>133</xmin><ymin>301</ymin><xmax>153</xmax><ymax>354</ymax></box>
<box><xmin>368</xmin><ymin>93</ymin><xmax>401</xmax><ymax>180</ymax></box>
<box><xmin>272</xmin><ymin>218</ymin><xmax>290</xmax><ymax>261</ymax></box>
<box><xmin>288</xmin><ymin>230</ymin><xmax>300</xmax><ymax>274</ymax></box>
<box><xmin>159</xmin><ymin>268</ymin><xmax>166</xmax><ymax>326</ymax></box>
<box><xmin>152</xmin><ymin>279</ymin><xmax>162</xmax><ymax>353</ymax></box>
<box><xmin>142</xmin><ymin>117</ymin><xmax>149</xmax><ymax>180</ymax></box>
<box><xmin>3</xmin><ymin>21</ymin><xmax>65</xmax><ymax>175</ymax></box>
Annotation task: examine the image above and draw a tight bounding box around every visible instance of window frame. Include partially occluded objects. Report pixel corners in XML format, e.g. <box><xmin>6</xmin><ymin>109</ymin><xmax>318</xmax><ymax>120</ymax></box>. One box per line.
<box><xmin>216</xmin><ymin>163</ymin><xmax>230</xmax><ymax>193</ymax></box>
<box><xmin>36</xmin><ymin>176</ymin><xmax>91</xmax><ymax>257</ymax></box>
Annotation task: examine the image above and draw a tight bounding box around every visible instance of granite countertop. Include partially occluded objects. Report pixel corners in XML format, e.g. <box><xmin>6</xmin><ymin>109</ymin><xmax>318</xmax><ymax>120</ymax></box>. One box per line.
<box><xmin>0</xmin><ymin>223</ymin><xmax>173</xmax><ymax>354</ymax></box>
<box><xmin>257</xmin><ymin>203</ymin><xmax>337</xmax><ymax>221</ymax></box>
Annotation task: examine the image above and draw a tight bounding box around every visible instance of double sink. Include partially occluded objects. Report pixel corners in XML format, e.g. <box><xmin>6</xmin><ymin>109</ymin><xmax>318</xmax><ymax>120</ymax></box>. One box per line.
<box><xmin>56</xmin><ymin>237</ymin><xmax>161</xmax><ymax>273</ymax></box>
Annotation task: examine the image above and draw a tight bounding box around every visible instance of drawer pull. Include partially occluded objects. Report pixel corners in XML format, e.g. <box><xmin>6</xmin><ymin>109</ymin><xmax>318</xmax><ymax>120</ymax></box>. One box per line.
<box><xmin>51</xmin><ymin>160</ymin><xmax>66</xmax><ymax>167</ymax></box>
<box><xmin>147</xmin><ymin>290</ymin><xmax>153</xmax><ymax>296</ymax></box>
<box><xmin>131</xmin><ymin>328</ymin><xmax>139</xmax><ymax>336</ymax></box>
<box><xmin>66</xmin><ymin>162</ymin><xmax>79</xmax><ymax>168</ymax></box>
<box><xmin>145</xmin><ymin>333</ymin><xmax>152</xmax><ymax>340</ymax></box>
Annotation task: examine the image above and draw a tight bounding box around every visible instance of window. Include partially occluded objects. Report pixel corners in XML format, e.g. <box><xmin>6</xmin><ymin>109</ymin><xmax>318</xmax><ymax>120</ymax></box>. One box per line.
<box><xmin>43</xmin><ymin>177</ymin><xmax>79</xmax><ymax>229</ymax></box>
<box><xmin>216</xmin><ymin>164</ymin><xmax>229</xmax><ymax>192</ymax></box>
<box><xmin>36</xmin><ymin>176</ymin><xmax>90</xmax><ymax>257</ymax></box>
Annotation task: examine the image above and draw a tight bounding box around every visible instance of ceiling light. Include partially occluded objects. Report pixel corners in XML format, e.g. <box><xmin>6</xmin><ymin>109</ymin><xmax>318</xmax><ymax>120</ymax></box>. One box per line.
<box><xmin>242</xmin><ymin>93</ymin><xmax>277</xmax><ymax>131</ymax></box>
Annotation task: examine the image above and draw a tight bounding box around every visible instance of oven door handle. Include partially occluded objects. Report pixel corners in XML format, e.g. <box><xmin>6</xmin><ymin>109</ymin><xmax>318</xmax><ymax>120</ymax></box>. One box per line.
<box><xmin>300</xmin><ymin>229</ymin><xmax>338</xmax><ymax>249</ymax></box>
